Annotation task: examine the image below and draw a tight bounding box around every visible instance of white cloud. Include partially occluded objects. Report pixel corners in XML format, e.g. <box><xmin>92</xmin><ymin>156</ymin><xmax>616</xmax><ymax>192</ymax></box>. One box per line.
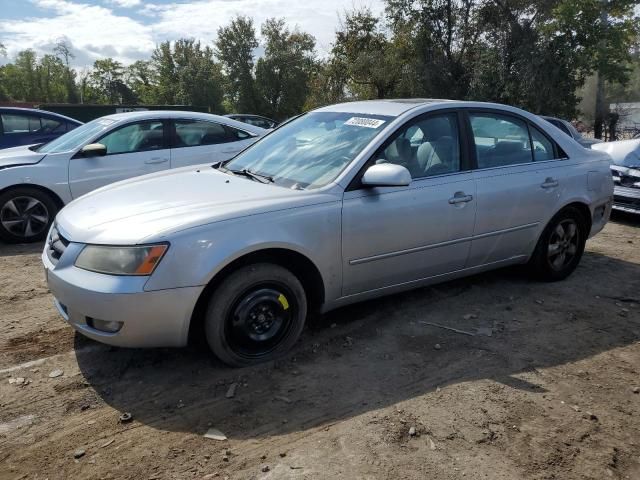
<box><xmin>0</xmin><ymin>0</ymin><xmax>155</xmax><ymax>65</ymax></box>
<box><xmin>109</xmin><ymin>0</ymin><xmax>141</xmax><ymax>7</ymax></box>
<box><xmin>0</xmin><ymin>0</ymin><xmax>386</xmax><ymax>66</ymax></box>
<box><xmin>145</xmin><ymin>0</ymin><xmax>385</xmax><ymax>55</ymax></box>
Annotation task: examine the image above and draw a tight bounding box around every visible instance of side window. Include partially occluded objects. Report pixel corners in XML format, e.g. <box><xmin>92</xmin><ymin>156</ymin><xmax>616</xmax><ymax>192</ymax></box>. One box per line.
<box><xmin>1</xmin><ymin>114</ymin><xmax>41</xmax><ymax>134</ymax></box>
<box><xmin>530</xmin><ymin>125</ymin><xmax>555</xmax><ymax>162</ymax></box>
<box><xmin>375</xmin><ymin>113</ymin><xmax>461</xmax><ymax>179</ymax></box>
<box><xmin>66</xmin><ymin>122</ymin><xmax>80</xmax><ymax>132</ymax></box>
<box><xmin>551</xmin><ymin>119</ymin><xmax>572</xmax><ymax>137</ymax></box>
<box><xmin>174</xmin><ymin>120</ymin><xmax>229</xmax><ymax>147</ymax></box>
<box><xmin>40</xmin><ymin>118</ymin><xmax>64</xmax><ymax>133</ymax></box>
<box><xmin>225</xmin><ymin>125</ymin><xmax>252</xmax><ymax>141</ymax></box>
<box><xmin>98</xmin><ymin>121</ymin><xmax>165</xmax><ymax>155</ymax></box>
<box><xmin>246</xmin><ymin>118</ymin><xmax>274</xmax><ymax>129</ymax></box>
<box><xmin>470</xmin><ymin>113</ymin><xmax>532</xmax><ymax>168</ymax></box>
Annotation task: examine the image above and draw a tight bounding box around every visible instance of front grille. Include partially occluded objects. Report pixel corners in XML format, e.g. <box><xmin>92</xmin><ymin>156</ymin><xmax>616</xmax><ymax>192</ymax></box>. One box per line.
<box><xmin>612</xmin><ymin>168</ymin><xmax>640</xmax><ymax>188</ymax></box>
<box><xmin>614</xmin><ymin>195</ymin><xmax>640</xmax><ymax>208</ymax></box>
<box><xmin>47</xmin><ymin>226</ymin><xmax>69</xmax><ymax>265</ymax></box>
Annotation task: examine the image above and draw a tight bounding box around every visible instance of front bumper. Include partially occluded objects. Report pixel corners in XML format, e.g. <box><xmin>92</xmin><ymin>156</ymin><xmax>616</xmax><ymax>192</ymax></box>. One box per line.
<box><xmin>42</xmin><ymin>244</ymin><xmax>203</xmax><ymax>348</ymax></box>
<box><xmin>612</xmin><ymin>185</ymin><xmax>640</xmax><ymax>214</ymax></box>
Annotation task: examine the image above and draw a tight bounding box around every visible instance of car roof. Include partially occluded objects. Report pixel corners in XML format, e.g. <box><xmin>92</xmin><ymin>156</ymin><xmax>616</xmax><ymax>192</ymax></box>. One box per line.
<box><xmin>313</xmin><ymin>98</ymin><xmax>559</xmax><ymax>117</ymax></box>
<box><xmin>541</xmin><ymin>115</ymin><xmax>566</xmax><ymax>124</ymax></box>
<box><xmin>225</xmin><ymin>113</ymin><xmax>276</xmax><ymax>121</ymax></box>
<box><xmin>99</xmin><ymin>110</ymin><xmax>266</xmax><ymax>134</ymax></box>
<box><xmin>0</xmin><ymin>107</ymin><xmax>83</xmax><ymax>124</ymax></box>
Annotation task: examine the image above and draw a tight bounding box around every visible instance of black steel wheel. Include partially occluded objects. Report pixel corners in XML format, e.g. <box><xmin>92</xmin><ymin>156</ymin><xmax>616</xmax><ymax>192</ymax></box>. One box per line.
<box><xmin>205</xmin><ymin>263</ymin><xmax>307</xmax><ymax>367</ymax></box>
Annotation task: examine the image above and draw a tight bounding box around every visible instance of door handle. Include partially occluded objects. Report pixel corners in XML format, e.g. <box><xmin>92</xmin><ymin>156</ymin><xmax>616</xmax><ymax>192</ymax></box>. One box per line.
<box><xmin>541</xmin><ymin>177</ymin><xmax>559</xmax><ymax>189</ymax></box>
<box><xmin>145</xmin><ymin>157</ymin><xmax>168</xmax><ymax>165</ymax></box>
<box><xmin>448</xmin><ymin>192</ymin><xmax>474</xmax><ymax>205</ymax></box>
<box><xmin>221</xmin><ymin>148</ymin><xmax>240</xmax><ymax>153</ymax></box>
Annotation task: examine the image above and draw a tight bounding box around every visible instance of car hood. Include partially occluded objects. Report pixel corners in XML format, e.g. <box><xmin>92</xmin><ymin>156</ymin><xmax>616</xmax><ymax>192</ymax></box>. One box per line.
<box><xmin>56</xmin><ymin>166</ymin><xmax>335</xmax><ymax>244</ymax></box>
<box><xmin>592</xmin><ymin>139</ymin><xmax>640</xmax><ymax>167</ymax></box>
<box><xmin>0</xmin><ymin>144</ymin><xmax>46</xmax><ymax>169</ymax></box>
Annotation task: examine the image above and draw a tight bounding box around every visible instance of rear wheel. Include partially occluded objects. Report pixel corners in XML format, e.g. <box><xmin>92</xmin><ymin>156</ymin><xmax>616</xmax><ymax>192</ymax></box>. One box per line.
<box><xmin>0</xmin><ymin>187</ymin><xmax>58</xmax><ymax>243</ymax></box>
<box><xmin>528</xmin><ymin>207</ymin><xmax>587</xmax><ymax>281</ymax></box>
<box><xmin>204</xmin><ymin>263</ymin><xmax>307</xmax><ymax>367</ymax></box>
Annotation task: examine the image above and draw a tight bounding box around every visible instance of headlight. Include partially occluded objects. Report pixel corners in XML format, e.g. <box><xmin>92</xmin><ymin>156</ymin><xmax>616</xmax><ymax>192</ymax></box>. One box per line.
<box><xmin>75</xmin><ymin>244</ymin><xmax>168</xmax><ymax>275</ymax></box>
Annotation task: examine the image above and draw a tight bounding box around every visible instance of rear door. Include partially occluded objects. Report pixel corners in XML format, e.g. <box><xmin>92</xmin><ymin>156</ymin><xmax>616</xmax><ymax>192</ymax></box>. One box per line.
<box><xmin>169</xmin><ymin>119</ymin><xmax>256</xmax><ymax>168</ymax></box>
<box><xmin>69</xmin><ymin>120</ymin><xmax>170</xmax><ymax>198</ymax></box>
<box><xmin>466</xmin><ymin>110</ymin><xmax>567</xmax><ymax>267</ymax></box>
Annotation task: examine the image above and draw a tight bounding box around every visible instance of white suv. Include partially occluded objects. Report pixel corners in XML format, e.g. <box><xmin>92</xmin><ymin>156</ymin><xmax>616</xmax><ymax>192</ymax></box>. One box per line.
<box><xmin>0</xmin><ymin>111</ymin><xmax>264</xmax><ymax>243</ymax></box>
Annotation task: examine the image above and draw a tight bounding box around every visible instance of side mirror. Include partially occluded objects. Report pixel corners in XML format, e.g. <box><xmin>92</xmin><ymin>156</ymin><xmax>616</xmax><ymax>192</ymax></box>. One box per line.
<box><xmin>81</xmin><ymin>143</ymin><xmax>107</xmax><ymax>157</ymax></box>
<box><xmin>361</xmin><ymin>163</ymin><xmax>412</xmax><ymax>188</ymax></box>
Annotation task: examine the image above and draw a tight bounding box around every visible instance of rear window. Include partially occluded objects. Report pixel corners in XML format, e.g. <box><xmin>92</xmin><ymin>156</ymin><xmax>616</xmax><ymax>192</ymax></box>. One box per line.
<box><xmin>2</xmin><ymin>114</ymin><xmax>41</xmax><ymax>134</ymax></box>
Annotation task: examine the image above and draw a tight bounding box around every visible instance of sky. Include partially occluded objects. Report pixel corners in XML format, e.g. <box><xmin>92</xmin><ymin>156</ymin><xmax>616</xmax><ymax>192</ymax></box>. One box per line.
<box><xmin>0</xmin><ymin>0</ymin><xmax>386</xmax><ymax>67</ymax></box>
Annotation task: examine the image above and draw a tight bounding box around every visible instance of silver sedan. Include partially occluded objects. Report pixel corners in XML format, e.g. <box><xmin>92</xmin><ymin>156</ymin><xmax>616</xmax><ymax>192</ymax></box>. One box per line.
<box><xmin>42</xmin><ymin>100</ymin><xmax>614</xmax><ymax>367</ymax></box>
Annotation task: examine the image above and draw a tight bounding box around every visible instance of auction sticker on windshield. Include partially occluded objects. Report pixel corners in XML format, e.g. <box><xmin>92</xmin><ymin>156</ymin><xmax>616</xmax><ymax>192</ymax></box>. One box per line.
<box><xmin>344</xmin><ymin>117</ymin><xmax>386</xmax><ymax>128</ymax></box>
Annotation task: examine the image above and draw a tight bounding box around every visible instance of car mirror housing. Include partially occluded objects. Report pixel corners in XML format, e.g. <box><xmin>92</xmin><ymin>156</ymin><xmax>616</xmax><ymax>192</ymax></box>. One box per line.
<box><xmin>81</xmin><ymin>143</ymin><xmax>107</xmax><ymax>157</ymax></box>
<box><xmin>361</xmin><ymin>163</ymin><xmax>412</xmax><ymax>188</ymax></box>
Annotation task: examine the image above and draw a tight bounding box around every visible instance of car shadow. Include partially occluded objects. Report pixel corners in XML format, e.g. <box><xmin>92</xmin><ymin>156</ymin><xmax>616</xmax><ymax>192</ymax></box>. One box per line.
<box><xmin>0</xmin><ymin>240</ymin><xmax>44</xmax><ymax>258</ymax></box>
<box><xmin>610</xmin><ymin>210</ymin><xmax>640</xmax><ymax>227</ymax></box>
<box><xmin>76</xmin><ymin>250</ymin><xmax>640</xmax><ymax>440</ymax></box>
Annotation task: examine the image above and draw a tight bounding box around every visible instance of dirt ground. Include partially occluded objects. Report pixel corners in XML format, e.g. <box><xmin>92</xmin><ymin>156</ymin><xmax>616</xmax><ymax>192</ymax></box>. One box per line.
<box><xmin>1</xmin><ymin>214</ymin><xmax>639</xmax><ymax>480</ymax></box>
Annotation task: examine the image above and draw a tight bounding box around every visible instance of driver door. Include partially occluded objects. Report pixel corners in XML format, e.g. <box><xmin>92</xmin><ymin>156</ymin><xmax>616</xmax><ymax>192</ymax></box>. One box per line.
<box><xmin>341</xmin><ymin>111</ymin><xmax>477</xmax><ymax>296</ymax></box>
<box><xmin>69</xmin><ymin>120</ymin><xmax>170</xmax><ymax>199</ymax></box>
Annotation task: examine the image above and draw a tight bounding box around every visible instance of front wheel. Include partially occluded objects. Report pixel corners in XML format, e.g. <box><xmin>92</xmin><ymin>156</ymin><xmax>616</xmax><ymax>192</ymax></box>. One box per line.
<box><xmin>0</xmin><ymin>187</ymin><xmax>58</xmax><ymax>243</ymax></box>
<box><xmin>204</xmin><ymin>263</ymin><xmax>307</xmax><ymax>367</ymax></box>
<box><xmin>528</xmin><ymin>207</ymin><xmax>587</xmax><ymax>281</ymax></box>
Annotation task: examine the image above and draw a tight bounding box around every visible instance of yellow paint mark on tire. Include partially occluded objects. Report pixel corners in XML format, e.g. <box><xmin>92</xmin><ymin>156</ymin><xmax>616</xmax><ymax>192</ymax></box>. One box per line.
<box><xmin>278</xmin><ymin>294</ymin><xmax>289</xmax><ymax>310</ymax></box>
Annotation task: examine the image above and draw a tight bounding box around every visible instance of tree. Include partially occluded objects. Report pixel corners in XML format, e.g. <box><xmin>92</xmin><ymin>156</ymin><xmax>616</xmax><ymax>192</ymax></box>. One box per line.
<box><xmin>466</xmin><ymin>0</ymin><xmax>585</xmax><ymax>117</ymax></box>
<box><xmin>53</xmin><ymin>39</ymin><xmax>79</xmax><ymax>103</ymax></box>
<box><xmin>215</xmin><ymin>16</ymin><xmax>259</xmax><ymax>112</ymax></box>
<box><xmin>0</xmin><ymin>43</ymin><xmax>8</xmax><ymax>100</ymax></box>
<box><xmin>125</xmin><ymin>60</ymin><xmax>157</xmax><ymax>104</ymax></box>
<box><xmin>386</xmin><ymin>0</ymin><xmax>482</xmax><ymax>100</ymax></box>
<box><xmin>331</xmin><ymin>8</ymin><xmax>402</xmax><ymax>99</ymax></box>
<box><xmin>88</xmin><ymin>58</ymin><xmax>134</xmax><ymax>104</ymax></box>
<box><xmin>255</xmin><ymin>18</ymin><xmax>316</xmax><ymax>119</ymax></box>
<box><xmin>549</xmin><ymin>0</ymin><xmax>639</xmax><ymax>137</ymax></box>
<box><xmin>149</xmin><ymin>39</ymin><xmax>224</xmax><ymax>110</ymax></box>
<box><xmin>2</xmin><ymin>50</ymin><xmax>41</xmax><ymax>102</ymax></box>
<box><xmin>304</xmin><ymin>58</ymin><xmax>348</xmax><ymax>110</ymax></box>
<box><xmin>37</xmin><ymin>54</ymin><xmax>67</xmax><ymax>102</ymax></box>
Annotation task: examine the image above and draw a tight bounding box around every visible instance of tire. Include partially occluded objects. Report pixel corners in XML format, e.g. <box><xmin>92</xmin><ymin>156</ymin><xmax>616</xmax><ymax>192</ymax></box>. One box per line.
<box><xmin>204</xmin><ymin>263</ymin><xmax>307</xmax><ymax>367</ymax></box>
<box><xmin>528</xmin><ymin>207</ymin><xmax>587</xmax><ymax>281</ymax></box>
<box><xmin>0</xmin><ymin>187</ymin><xmax>58</xmax><ymax>243</ymax></box>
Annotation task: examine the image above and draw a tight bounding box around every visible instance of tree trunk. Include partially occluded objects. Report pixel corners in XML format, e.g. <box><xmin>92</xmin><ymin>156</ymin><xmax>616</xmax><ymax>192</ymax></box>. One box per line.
<box><xmin>594</xmin><ymin>3</ymin><xmax>608</xmax><ymax>140</ymax></box>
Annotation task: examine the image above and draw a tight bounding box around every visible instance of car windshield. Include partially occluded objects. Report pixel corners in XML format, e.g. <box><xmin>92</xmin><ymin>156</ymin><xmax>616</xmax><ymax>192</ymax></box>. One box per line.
<box><xmin>36</xmin><ymin>118</ymin><xmax>116</xmax><ymax>154</ymax></box>
<box><xmin>224</xmin><ymin>111</ymin><xmax>392</xmax><ymax>189</ymax></box>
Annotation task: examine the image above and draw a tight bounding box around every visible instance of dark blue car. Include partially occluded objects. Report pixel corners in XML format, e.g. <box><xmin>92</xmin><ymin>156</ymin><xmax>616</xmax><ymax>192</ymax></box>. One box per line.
<box><xmin>0</xmin><ymin>107</ymin><xmax>82</xmax><ymax>150</ymax></box>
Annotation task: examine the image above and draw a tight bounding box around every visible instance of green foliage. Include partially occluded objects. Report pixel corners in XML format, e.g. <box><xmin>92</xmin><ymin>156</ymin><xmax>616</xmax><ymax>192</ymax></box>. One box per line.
<box><xmin>255</xmin><ymin>19</ymin><xmax>316</xmax><ymax>118</ymax></box>
<box><xmin>150</xmin><ymin>39</ymin><xmax>224</xmax><ymax>111</ymax></box>
<box><xmin>331</xmin><ymin>8</ymin><xmax>402</xmax><ymax>99</ymax></box>
<box><xmin>0</xmin><ymin>5</ymin><xmax>637</xmax><ymax>122</ymax></box>
<box><xmin>0</xmin><ymin>47</ymin><xmax>79</xmax><ymax>104</ymax></box>
<box><xmin>215</xmin><ymin>16</ymin><xmax>260</xmax><ymax>113</ymax></box>
<box><xmin>53</xmin><ymin>39</ymin><xmax>79</xmax><ymax>103</ymax></box>
<box><xmin>86</xmin><ymin>58</ymin><xmax>134</xmax><ymax>104</ymax></box>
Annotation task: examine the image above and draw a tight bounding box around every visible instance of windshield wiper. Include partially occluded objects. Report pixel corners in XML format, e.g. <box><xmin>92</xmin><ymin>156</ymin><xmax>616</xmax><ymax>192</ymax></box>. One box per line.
<box><xmin>228</xmin><ymin>168</ymin><xmax>274</xmax><ymax>184</ymax></box>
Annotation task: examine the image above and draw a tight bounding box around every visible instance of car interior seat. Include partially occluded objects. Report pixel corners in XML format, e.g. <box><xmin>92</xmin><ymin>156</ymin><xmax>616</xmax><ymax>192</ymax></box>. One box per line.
<box><xmin>416</xmin><ymin>118</ymin><xmax>458</xmax><ymax>176</ymax></box>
